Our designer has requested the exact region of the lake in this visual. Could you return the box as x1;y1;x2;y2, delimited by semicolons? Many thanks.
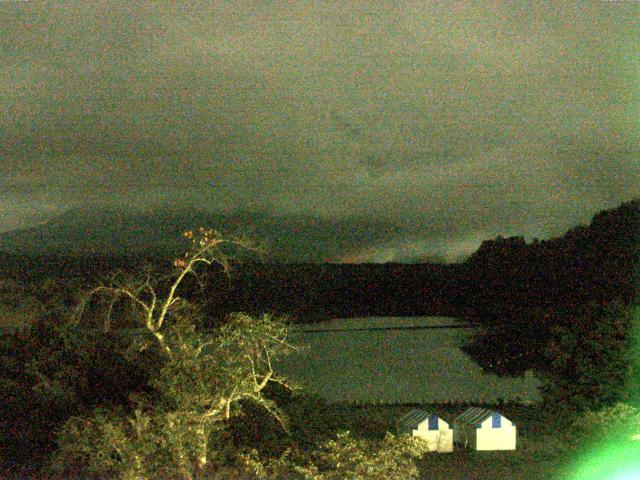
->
277;316;542;404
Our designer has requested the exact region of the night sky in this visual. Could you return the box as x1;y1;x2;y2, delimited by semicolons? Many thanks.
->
1;1;638;262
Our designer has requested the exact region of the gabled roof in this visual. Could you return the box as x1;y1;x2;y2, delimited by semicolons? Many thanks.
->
454;407;501;427
398;409;430;430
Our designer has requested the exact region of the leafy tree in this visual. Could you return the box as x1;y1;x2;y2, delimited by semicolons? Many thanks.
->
0;290;148;471
540;298;635;412
50;228;297;480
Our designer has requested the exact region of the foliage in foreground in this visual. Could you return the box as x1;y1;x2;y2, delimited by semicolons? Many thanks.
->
569;403;640;446
0;301;149;466
50;313;294;480
237;430;428;480
44;227;432;479
48;229;297;479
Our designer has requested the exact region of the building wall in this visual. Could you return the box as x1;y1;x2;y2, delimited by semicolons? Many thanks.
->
475;415;516;450
481;414;514;429
413;424;453;452
476;426;517;450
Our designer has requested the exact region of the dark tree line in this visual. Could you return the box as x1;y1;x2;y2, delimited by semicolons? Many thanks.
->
3;200;636;330
460;200;639;359
460;199;639;411
204;262;467;324
460;199;639;317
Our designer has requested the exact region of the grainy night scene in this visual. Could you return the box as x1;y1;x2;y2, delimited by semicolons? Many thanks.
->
0;2;638;479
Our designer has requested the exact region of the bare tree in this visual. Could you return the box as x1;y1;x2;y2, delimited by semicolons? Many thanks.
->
76;228;253;349
60;228;297;479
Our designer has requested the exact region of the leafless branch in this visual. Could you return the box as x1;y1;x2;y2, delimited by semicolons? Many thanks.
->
186;268;206;291
104;295;119;332
246;352;259;389
268;375;296;392
245;393;288;432
255;366;273;393
195;340;217;357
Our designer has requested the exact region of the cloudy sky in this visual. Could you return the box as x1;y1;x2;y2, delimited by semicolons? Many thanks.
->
1;1;638;261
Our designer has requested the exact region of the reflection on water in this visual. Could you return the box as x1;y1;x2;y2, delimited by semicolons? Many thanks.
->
278;317;541;404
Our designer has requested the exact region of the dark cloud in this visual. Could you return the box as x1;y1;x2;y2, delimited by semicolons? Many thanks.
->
1;1;638;260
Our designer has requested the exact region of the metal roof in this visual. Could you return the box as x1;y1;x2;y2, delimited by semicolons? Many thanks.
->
398;409;430;430
454;407;501;427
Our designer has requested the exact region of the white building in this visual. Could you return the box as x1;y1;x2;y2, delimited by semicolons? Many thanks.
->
453;407;516;450
397;409;453;452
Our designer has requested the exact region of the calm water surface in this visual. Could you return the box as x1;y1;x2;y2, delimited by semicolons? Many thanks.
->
278;316;541;404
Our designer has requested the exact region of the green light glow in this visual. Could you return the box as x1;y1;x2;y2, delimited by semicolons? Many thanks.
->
567;441;640;480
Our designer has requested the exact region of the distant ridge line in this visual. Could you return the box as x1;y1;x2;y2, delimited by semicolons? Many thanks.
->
293;323;482;334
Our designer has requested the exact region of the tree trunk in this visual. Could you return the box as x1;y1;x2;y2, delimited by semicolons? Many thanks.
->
195;424;208;471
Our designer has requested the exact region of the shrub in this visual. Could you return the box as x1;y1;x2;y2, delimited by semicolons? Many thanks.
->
49;313;295;480
569;402;640;446
0;308;149;470
236;430;428;480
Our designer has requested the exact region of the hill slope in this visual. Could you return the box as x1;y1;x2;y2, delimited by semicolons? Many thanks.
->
0;207;426;263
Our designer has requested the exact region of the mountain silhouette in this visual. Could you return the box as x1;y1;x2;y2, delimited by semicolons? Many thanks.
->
0;206;437;263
